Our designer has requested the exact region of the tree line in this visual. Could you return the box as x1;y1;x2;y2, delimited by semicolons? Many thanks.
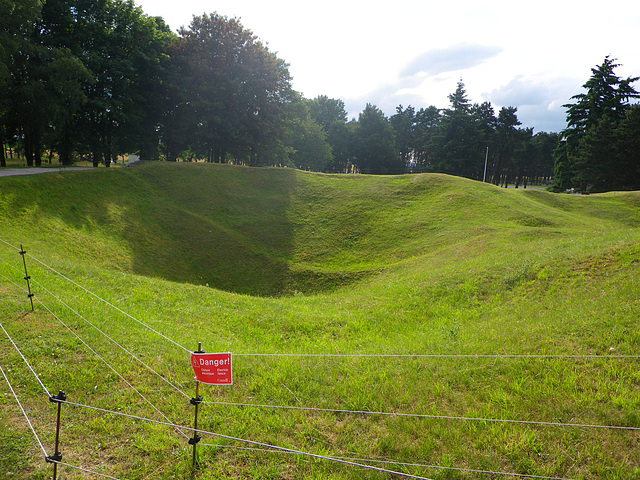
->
1;1;637;192
302;86;560;186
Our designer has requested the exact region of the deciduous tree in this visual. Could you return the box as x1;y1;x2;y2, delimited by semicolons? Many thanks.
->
0;0;43;166
281;94;332;171
165;13;293;165
306;96;353;172
40;0;174;165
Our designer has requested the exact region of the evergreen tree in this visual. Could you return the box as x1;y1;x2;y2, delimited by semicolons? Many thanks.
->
552;140;572;192
390;105;417;169
353;104;402;174
614;105;640;189
492;106;521;185
530;131;558;184
555;57;639;192
412;106;440;171
432;81;483;178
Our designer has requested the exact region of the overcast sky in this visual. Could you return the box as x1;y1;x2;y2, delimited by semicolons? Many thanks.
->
134;0;639;133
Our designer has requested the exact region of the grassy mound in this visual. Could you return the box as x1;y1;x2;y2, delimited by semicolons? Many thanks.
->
2;163;638;296
1;163;639;479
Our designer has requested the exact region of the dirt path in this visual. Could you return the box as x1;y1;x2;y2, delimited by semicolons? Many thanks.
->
0;167;94;177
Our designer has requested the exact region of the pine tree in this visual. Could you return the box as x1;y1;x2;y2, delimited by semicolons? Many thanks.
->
555;57;639;192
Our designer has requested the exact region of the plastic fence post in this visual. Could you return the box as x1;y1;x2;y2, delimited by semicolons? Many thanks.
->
46;391;66;480
18;244;34;311
190;342;204;469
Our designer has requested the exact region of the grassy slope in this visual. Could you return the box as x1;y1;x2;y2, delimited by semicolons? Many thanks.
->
1;163;639;479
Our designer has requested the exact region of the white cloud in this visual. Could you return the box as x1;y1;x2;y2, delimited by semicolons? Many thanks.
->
134;0;640;133
486;76;548;107
485;76;584;132
400;44;503;78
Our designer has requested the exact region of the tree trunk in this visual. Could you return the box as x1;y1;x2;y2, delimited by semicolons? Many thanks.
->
24;130;35;167
58;131;74;166
91;138;101;167
104;129;112;167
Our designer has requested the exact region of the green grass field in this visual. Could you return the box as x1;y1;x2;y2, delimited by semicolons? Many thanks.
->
1;163;639;479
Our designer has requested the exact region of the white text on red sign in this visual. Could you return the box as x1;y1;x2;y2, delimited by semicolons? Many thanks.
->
190;352;232;385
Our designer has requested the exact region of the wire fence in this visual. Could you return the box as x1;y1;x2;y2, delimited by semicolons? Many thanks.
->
1;239;639;480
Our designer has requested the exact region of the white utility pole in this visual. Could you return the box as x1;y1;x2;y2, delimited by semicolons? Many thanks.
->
482;146;489;183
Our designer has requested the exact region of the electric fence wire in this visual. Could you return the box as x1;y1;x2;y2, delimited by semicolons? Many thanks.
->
4;243;640;430
0;252;26;277
36;298;190;440
0;267;25;291
0;238;190;355
197;443;575;480
0;356;581;480
0;362;48;457
2;247;190;401
0;237;18;251
0;321;52;397
48;461;123;480
0;294;425;480
0;278;579;480
332;456;572;480
23;250;192;354
1;252;190;448
0;252;34;298
7;269;636;436
29;276;191;400
4;240;639;361
201;399;640;431
0;238;28;277
0;243;630;479
5;245;640;430
0;286;180;477
234;353;640;359
54;398;438;480
55;398;584;480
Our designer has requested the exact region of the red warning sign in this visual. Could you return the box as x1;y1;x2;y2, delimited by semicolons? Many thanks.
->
190;352;232;385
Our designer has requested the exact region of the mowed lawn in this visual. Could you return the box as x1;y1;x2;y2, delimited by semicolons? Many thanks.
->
1;163;639;479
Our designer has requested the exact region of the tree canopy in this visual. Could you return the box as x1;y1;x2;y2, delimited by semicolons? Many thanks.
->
164;13;293;165
1;0;608;189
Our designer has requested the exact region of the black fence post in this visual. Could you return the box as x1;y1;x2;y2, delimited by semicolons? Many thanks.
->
189;342;204;470
46;391;66;480
18;244;34;311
